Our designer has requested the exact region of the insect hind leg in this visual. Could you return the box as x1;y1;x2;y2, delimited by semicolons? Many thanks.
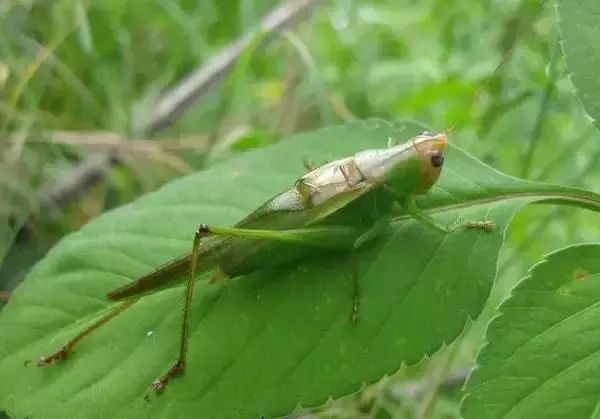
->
37;298;139;367
151;224;210;393
151;223;360;393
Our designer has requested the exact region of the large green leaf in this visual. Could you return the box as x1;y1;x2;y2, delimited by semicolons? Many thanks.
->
557;0;600;129
0;120;598;419
462;244;600;419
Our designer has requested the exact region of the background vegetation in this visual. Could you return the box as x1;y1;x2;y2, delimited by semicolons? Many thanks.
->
1;0;598;417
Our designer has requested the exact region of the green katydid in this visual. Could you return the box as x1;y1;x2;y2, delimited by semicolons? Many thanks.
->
36;130;493;393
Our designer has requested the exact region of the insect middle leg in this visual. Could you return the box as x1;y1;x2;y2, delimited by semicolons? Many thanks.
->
402;194;495;234
350;255;361;323
349;215;392;323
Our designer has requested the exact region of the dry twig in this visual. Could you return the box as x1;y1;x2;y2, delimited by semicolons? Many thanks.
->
37;0;324;212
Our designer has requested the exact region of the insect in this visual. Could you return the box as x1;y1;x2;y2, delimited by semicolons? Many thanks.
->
36;130;493;392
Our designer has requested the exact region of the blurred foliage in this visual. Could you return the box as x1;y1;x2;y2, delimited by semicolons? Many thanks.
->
0;0;598;417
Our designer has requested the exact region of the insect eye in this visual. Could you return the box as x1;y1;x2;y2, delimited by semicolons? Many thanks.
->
430;151;444;168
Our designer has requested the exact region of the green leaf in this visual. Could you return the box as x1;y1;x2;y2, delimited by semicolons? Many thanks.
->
557;0;600;129
0;120;598;419
462;244;600;419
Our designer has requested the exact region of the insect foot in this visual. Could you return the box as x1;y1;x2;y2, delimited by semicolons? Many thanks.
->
197;224;211;235
152;361;185;393
448;217;495;233
465;220;495;232
351;307;360;324
37;346;69;366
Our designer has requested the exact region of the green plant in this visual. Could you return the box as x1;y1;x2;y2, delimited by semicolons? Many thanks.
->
0;119;599;418
1;0;599;418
